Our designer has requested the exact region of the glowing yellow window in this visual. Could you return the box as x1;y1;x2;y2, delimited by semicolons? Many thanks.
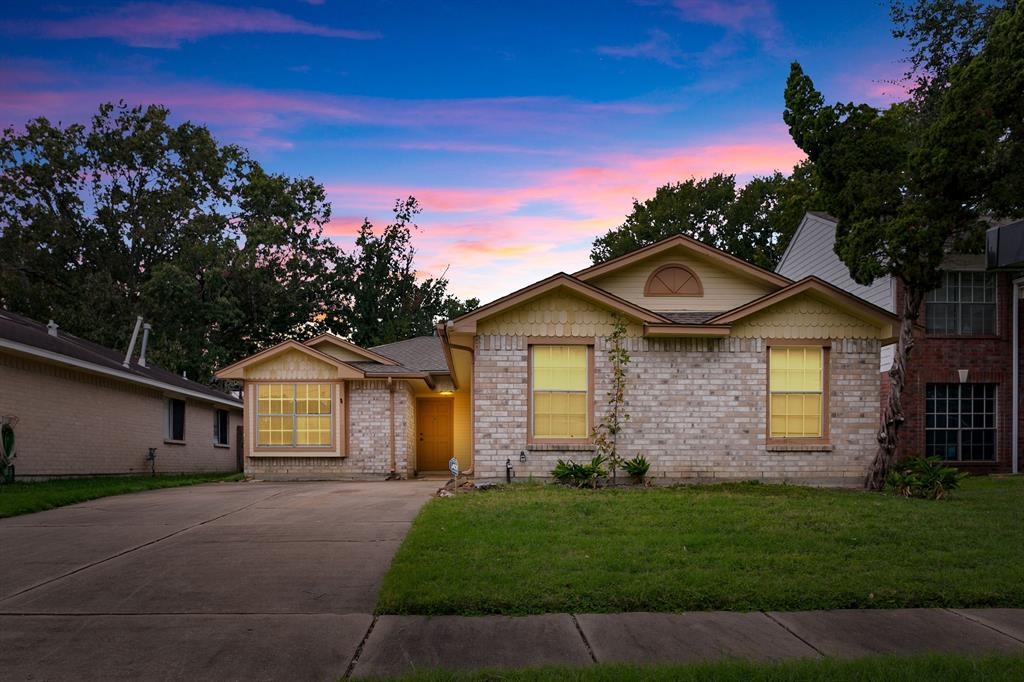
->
532;345;589;439
256;383;332;447
769;347;824;439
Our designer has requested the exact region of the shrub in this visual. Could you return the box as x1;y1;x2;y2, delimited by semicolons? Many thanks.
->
551;454;608;488
886;456;968;500
621;454;651;484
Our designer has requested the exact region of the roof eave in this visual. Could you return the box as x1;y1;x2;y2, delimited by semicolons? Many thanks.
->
1;338;242;409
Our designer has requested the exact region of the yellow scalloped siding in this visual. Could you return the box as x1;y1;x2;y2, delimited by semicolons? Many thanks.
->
729;293;881;339
243;348;337;380
476;291;644;337
587;248;777;312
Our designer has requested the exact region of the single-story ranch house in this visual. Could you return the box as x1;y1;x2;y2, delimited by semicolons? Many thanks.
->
218;234;898;485
0;310;243;478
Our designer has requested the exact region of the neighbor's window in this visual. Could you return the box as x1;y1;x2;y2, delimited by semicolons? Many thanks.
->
925;271;996;335
925;383;996;461
166;398;186;441
256;383;332;447
769;346;825;439
214;409;229;446
531;345;589;440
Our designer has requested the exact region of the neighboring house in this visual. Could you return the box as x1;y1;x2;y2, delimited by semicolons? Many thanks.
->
777;212;1024;474
219;233;897;486
0;310;243;478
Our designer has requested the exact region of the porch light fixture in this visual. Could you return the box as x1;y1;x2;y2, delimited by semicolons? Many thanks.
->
438;390;454;396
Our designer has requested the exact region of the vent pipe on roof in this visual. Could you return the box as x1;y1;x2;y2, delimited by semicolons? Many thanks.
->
46;320;58;337
138;323;152;368
123;316;143;368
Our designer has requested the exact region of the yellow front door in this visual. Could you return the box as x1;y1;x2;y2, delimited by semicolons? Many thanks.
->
416;398;454;471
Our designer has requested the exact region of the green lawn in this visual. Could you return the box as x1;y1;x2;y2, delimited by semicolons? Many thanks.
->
374;655;1024;682
377;477;1024;615
0;472;244;518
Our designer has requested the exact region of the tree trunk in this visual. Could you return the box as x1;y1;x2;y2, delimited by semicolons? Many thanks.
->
865;284;925;490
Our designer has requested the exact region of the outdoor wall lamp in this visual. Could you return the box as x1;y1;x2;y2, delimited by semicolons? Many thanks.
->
519;450;527;463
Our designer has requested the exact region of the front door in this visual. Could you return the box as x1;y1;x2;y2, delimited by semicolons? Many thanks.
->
416;398;454;471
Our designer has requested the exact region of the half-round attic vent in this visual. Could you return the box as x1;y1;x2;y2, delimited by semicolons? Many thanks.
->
644;264;703;297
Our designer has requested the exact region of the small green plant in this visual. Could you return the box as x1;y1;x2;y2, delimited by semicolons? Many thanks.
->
551;454;608;488
621;454;650;485
885;456;968;500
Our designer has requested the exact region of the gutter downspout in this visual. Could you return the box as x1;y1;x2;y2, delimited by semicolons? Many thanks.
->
1013;277;1024;474
388;377;397;477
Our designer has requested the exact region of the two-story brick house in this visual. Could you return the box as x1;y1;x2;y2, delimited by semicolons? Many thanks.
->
777;212;1024;474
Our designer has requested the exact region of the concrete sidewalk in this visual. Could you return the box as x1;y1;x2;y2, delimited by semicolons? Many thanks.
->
347;608;1024;679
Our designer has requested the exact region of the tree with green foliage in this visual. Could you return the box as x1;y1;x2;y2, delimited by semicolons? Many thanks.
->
784;1;1022;488
0;102;478;382
0;102;340;382
590;161;821;269
329;197;479;348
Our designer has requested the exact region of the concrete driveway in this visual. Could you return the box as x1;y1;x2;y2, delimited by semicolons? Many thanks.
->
0;480;437;681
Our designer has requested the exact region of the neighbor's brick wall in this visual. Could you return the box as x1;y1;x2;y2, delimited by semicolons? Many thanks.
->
473;334;880;486
891;273;1024;473
0;353;240;478
244;379;415;480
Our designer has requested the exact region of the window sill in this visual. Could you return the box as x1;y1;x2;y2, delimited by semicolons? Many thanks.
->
527;443;595;452
767;444;834;452
213;443;230;449
164;439;187;446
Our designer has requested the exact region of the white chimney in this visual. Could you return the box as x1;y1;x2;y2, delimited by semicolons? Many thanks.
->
123;316;143;368
46;320;59;337
138;323;152;368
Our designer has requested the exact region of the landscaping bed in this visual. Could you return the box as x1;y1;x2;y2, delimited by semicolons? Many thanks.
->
0;473;244;518
377;477;1024;615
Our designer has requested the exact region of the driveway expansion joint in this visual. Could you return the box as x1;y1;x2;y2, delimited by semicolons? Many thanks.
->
343;614;379;679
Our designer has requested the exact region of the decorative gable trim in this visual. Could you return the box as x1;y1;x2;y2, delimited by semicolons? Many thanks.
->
573;234;792;288
447;273;672;333
215;340;366;380
644;263;703;297
305;333;400;365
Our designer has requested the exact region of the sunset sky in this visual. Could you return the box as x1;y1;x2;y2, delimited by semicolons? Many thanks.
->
0;1;908;302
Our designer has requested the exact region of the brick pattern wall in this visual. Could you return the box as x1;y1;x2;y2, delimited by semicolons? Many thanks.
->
0;354;240;478
245;379;416;480
893;273;1024;473
473;334;880;486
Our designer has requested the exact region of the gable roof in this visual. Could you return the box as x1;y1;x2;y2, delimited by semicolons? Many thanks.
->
707;276;899;340
0;309;241;408
215;339;366;380
572;234;792;288
371;335;450;374
305;333;399;365
447;272;673;333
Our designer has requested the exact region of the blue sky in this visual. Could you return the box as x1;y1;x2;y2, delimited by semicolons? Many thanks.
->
0;1;908;300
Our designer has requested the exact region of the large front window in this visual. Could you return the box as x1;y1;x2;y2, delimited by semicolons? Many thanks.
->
925;383;996;461
531;345;589;440
925;271;996;335
769;346;825;439
256;383;332;447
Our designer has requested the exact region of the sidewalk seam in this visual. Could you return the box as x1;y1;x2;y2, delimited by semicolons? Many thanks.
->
0;488;290;604
761;611;826;658
344;614;378;678
945;608;1024;645
570;613;598;664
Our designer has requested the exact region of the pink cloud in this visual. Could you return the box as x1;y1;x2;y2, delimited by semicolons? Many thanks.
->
597;29;685;67
6;2;379;48
323;132;805;301
667;0;780;40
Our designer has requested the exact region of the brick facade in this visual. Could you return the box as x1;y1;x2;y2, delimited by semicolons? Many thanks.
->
0;353;241;478
244;379;416;480
473;334;880;486
890;273;1024;473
